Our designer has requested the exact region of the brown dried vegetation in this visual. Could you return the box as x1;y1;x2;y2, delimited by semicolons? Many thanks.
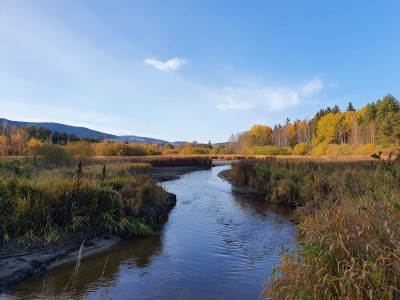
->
230;156;400;299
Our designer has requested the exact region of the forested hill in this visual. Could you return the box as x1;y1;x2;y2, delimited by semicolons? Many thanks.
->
0;118;169;144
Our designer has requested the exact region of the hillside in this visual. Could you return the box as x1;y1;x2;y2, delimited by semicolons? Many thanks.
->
0;118;169;145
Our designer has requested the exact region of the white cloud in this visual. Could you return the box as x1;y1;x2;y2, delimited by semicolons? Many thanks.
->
264;89;299;110
144;58;187;72
216;77;324;112
302;78;323;96
216;97;255;110
217;86;301;111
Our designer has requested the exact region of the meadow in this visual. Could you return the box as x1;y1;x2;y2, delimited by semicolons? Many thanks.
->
230;155;400;299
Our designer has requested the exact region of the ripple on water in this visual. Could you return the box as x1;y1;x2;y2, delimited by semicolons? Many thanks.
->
7;166;295;300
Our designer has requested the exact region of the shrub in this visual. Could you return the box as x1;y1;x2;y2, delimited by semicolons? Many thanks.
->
37;144;73;167
65;141;95;159
162;149;179;155
93;142;147;156
324;143;354;157
244;146;282;155
180;147;206;155
309;143;329;156
292;143;309;155
354;143;378;156
210;145;226;155
146;148;162;155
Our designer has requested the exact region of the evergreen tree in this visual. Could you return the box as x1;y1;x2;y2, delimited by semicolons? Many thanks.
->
346;102;355;112
332;105;340;114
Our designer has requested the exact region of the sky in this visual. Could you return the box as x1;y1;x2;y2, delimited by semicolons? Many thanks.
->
1;1;399;143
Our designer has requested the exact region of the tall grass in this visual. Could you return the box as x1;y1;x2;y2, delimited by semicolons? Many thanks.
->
85;156;213;167
230;157;400;299
0;161;168;244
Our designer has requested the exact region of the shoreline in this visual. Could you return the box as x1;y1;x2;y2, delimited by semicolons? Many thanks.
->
217;168;258;198
0;165;209;294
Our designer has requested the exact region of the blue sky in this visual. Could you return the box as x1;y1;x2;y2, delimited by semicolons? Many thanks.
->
1;1;399;143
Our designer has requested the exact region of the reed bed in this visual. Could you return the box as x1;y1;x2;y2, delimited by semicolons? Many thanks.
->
230;156;400;299
85;156;213;167
0;160;168;245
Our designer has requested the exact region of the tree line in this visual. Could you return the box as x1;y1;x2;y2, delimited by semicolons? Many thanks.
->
0;122;102;156
221;93;399;156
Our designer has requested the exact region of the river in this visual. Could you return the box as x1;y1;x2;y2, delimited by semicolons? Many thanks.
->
6;165;295;300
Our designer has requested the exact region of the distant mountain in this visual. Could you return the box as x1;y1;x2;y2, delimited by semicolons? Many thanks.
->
0;118;170;145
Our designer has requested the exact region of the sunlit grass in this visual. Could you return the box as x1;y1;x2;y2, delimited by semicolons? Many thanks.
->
0;161;169;245
229;157;400;299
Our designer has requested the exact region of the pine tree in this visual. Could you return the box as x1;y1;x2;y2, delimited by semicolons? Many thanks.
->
346;102;355;112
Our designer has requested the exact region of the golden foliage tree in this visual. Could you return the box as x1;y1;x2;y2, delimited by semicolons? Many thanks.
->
0;135;8;156
26;138;43;155
246;125;272;148
65;140;95;159
312;113;344;146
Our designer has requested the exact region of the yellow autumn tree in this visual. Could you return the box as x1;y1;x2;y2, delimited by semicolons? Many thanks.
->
26;138;43;155
246;124;272;148
312;113;345;146
0;135;8;156
10;134;23;156
292;143;309;155
64;140;95;159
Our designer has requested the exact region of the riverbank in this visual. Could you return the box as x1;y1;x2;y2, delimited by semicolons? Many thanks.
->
0;191;177;294
0;165;208;294
227;158;400;299
8;164;295;299
217;168;258;198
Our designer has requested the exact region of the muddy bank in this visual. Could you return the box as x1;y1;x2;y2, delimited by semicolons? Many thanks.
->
217;169;258;198
143;165;211;182
0;166;195;294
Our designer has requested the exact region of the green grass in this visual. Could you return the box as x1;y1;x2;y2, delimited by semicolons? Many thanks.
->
0;161;168;245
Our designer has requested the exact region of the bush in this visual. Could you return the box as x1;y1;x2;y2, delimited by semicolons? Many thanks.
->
210;145;226;155
354;143;378;156
244;146;281;155
325;143;354;156
37;144;73;167
65;141;95;159
180;147;206;155
162;149;179;155
93;142;147;156
292;143;309;155
146;148;162;155
309;143;329;156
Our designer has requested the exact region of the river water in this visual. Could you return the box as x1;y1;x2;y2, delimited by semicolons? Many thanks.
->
7;166;295;300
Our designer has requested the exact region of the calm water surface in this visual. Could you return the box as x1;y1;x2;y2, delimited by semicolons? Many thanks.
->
7;166;295;300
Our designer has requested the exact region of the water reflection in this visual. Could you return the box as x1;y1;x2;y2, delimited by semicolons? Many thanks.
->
8;166;295;300
8;232;166;299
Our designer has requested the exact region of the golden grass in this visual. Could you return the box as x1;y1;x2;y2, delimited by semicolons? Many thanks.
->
229;157;400;299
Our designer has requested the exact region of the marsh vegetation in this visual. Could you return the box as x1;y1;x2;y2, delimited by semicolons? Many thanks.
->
229;156;400;299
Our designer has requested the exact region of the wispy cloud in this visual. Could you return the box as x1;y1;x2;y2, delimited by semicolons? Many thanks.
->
216;77;322;111
216;97;255;110
144;58;187;72
302;78;323;95
264;89;299;110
